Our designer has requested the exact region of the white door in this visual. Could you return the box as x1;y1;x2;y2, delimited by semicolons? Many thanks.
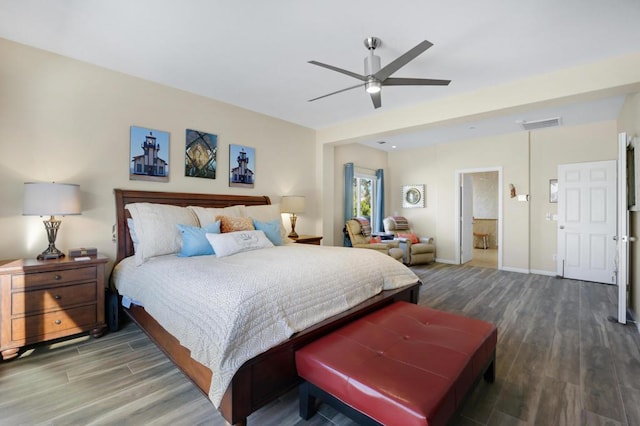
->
460;174;474;263
616;133;630;323
557;160;617;283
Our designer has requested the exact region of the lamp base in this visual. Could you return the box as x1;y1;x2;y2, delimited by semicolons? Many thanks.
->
37;245;65;260
37;216;65;260
288;213;299;239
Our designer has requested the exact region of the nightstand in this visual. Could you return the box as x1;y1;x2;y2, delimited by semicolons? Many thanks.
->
0;254;108;361
289;235;323;245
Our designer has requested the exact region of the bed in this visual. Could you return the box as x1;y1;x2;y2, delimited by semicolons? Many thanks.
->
110;189;421;425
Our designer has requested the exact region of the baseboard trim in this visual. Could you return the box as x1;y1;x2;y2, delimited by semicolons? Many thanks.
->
529;269;557;277
435;258;456;264
501;266;530;274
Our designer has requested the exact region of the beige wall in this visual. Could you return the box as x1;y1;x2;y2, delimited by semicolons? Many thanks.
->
529;121;618;273
387;132;530;270
0;38;316;265
618;92;640;317
383;121;617;272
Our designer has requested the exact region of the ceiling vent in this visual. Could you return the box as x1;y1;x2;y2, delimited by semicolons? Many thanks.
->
519;117;562;131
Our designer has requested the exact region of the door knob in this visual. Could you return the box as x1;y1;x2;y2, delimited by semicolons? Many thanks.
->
559;226;565;230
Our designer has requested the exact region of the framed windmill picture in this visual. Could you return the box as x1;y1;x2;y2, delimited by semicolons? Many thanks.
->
185;129;217;179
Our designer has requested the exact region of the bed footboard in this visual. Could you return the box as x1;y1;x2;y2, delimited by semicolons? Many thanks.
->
123;282;420;425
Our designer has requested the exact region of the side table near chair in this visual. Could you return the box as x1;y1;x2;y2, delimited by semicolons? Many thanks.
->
473;232;489;250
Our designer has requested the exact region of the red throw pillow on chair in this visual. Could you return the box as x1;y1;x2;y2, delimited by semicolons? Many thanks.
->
369;236;382;243
397;232;419;244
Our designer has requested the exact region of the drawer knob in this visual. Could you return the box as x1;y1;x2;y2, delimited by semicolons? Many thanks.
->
55;320;62;325
54;274;62;280
54;294;61;300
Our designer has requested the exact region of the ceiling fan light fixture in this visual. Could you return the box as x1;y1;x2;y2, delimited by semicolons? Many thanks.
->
365;79;381;94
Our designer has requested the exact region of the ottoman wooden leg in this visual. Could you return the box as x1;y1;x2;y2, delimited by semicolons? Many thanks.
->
484;355;496;383
299;381;317;420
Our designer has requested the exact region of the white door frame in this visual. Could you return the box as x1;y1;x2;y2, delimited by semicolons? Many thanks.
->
461;174;474;264
454;167;503;269
617;132;630;324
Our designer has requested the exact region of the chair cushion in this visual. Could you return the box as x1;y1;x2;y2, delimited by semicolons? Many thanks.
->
388;247;404;261
411;242;435;254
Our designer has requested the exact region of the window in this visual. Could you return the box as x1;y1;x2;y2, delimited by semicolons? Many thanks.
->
353;173;377;229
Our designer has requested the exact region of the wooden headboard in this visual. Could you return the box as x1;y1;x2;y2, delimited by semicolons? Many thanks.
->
113;189;271;264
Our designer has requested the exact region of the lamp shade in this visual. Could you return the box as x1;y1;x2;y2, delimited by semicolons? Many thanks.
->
280;195;305;214
23;182;81;216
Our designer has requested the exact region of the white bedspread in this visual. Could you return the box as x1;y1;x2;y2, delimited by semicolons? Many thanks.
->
111;244;419;406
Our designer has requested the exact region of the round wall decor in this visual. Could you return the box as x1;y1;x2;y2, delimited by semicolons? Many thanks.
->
402;184;425;208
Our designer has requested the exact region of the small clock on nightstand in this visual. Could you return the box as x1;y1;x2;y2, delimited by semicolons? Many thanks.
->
289;235;323;245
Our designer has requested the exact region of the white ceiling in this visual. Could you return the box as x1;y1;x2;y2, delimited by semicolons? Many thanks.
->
1;0;639;149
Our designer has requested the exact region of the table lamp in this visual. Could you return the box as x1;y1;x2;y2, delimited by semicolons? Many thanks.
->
23;182;81;260
280;196;305;238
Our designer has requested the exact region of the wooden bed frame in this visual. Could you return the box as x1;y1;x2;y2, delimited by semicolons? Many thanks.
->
112;189;421;425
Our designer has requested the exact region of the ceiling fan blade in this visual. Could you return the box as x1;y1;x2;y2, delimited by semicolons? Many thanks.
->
308;83;365;102
370;91;381;109
308;61;367;81
383;77;451;86
374;40;433;81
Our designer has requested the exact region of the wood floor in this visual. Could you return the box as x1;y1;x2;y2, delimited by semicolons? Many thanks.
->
1;263;639;425
465;248;498;269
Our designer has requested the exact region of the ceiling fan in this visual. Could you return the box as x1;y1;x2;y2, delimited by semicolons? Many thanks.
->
308;37;451;109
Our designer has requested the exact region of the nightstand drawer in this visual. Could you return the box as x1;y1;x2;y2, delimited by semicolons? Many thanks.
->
11;282;97;315
12;266;97;290
11;305;97;341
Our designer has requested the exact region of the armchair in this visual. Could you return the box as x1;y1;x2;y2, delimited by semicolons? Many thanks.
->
345;219;404;262
383;216;435;265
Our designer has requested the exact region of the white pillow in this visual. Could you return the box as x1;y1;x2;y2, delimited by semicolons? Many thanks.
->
205;230;274;258
189;205;247;227
125;203;198;265
245;203;286;240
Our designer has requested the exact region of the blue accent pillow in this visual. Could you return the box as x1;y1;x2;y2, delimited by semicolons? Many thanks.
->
253;219;283;246
177;221;221;257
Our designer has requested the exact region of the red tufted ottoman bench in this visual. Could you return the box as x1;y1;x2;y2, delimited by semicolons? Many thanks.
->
295;301;497;426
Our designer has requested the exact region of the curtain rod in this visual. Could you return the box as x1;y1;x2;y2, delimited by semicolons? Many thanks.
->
353;164;379;173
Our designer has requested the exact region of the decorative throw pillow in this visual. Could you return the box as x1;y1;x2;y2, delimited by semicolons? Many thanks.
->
188;205;247;227
391;216;410;230
245;203;287;240
253;219;283;246
369;236;382;244
177;221;221;257
397;232;419;244
205;230;274;258
217;215;255;233
354;217;372;237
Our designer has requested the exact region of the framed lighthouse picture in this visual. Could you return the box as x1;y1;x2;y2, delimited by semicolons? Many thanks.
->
130;126;170;182
229;144;255;188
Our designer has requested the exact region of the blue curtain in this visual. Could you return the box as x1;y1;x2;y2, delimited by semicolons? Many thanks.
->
344;163;354;246
375;168;385;232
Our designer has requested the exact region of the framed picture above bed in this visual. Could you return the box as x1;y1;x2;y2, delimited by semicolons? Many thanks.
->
185;129;217;179
129;126;170;182
229;144;255;188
